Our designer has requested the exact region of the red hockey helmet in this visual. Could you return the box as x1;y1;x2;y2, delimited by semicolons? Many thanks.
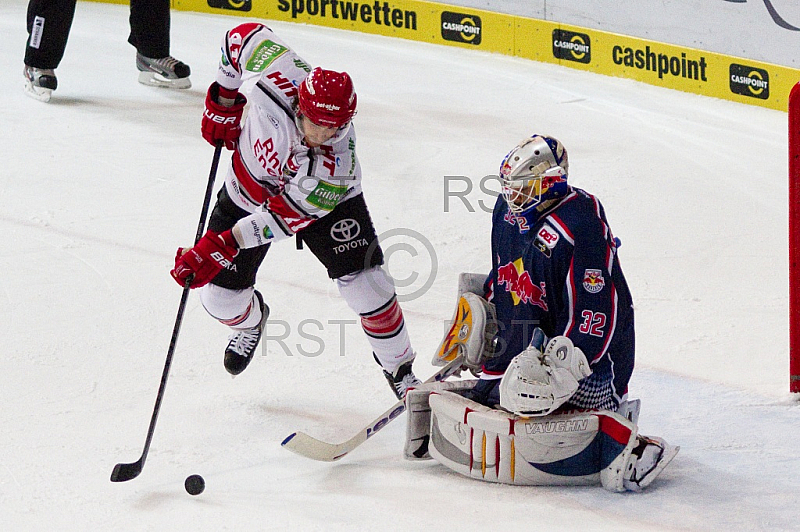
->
298;67;357;128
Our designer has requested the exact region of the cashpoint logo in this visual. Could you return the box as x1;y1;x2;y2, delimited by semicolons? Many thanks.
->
552;29;591;64
207;0;252;11
441;11;482;45
729;63;770;100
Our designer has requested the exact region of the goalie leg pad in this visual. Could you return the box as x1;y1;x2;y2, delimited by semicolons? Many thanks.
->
433;292;498;371
404;380;478;461
428;391;639;487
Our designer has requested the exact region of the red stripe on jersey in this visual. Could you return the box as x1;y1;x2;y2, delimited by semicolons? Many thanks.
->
233;150;268;204
564;256;577;336
226;23;267;72
594;286;618;363
267;194;306;221
598;413;632;445
549;213;575;243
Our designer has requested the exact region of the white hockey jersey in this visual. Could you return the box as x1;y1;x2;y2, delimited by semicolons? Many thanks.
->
215;22;362;249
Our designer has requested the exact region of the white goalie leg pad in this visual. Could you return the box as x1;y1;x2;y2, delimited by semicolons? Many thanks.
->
433;292;498;372
404;380;477;461
429;391;640;488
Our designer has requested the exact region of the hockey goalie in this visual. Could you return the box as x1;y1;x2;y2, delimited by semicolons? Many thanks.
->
404;135;678;492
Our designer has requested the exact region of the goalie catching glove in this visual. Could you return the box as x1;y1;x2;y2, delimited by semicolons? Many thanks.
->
499;329;592;416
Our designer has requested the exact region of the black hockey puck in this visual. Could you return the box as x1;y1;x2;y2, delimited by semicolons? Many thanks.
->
184;474;205;496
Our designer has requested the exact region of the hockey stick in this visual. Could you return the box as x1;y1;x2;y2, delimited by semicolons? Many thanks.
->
110;144;223;482
281;356;464;462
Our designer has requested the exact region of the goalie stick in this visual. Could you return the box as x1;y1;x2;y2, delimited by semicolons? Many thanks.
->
281;355;464;462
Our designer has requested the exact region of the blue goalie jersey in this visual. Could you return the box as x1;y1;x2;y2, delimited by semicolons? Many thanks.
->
484;187;635;411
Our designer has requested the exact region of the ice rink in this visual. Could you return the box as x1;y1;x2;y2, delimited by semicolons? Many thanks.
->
2;0;799;529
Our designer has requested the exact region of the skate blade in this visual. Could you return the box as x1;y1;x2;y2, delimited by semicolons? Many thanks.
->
23;81;52;102
638;444;680;490
138;71;191;89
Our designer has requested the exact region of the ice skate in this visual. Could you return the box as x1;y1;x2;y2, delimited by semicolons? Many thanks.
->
623;435;679;491
382;358;422;400
136;53;191;89
224;291;269;376
23;65;57;102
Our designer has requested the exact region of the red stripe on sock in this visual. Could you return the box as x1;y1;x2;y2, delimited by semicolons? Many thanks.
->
361;299;403;335
220;300;253;327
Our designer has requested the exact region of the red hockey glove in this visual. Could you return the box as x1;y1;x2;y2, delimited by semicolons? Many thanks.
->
171;230;238;288
202;82;247;150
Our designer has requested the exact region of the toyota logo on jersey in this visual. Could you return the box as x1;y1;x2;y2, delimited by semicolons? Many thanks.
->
330;218;361;242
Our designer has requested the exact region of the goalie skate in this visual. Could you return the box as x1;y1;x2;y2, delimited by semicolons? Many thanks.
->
622;436;679;491
136;53;191;89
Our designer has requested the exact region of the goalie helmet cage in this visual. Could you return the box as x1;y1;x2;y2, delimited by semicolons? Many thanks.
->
790;81;800;393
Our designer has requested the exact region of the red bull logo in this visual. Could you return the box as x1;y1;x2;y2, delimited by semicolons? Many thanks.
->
583;269;605;293
539;170;567;194
497;259;548;309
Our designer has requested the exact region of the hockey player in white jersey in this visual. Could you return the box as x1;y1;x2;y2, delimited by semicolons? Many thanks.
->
170;22;420;399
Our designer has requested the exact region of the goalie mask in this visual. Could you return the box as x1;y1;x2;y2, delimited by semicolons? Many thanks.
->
499;135;569;214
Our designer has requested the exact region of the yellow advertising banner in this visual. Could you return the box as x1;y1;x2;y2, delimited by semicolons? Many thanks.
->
173;0;514;54
515;18;797;111
83;0;800;111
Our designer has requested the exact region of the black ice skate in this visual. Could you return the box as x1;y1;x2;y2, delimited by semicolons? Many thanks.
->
224;291;269;376
382;359;422;400
23;65;57;102
136;53;191;89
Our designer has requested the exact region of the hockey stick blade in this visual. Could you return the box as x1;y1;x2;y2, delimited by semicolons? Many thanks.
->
281;356;463;462
110;458;144;482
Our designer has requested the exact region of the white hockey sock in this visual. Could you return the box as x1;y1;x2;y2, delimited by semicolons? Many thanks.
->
199;284;262;330
337;266;414;372
361;297;413;373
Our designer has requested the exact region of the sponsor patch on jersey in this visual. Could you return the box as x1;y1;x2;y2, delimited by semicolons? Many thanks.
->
583;269;605;293
246;40;288;72
535;224;559;257
497;258;548;309
307;180;348;211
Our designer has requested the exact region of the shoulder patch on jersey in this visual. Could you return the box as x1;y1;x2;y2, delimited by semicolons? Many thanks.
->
583;269;605;293
246;40;289;72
